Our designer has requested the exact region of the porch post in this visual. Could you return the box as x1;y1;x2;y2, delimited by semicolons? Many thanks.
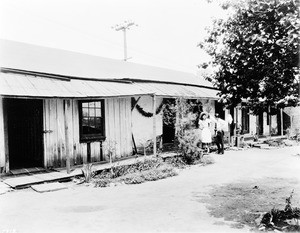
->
152;94;157;157
280;108;283;136
64;100;71;174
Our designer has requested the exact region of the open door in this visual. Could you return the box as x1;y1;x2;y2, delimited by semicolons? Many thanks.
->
6;99;44;169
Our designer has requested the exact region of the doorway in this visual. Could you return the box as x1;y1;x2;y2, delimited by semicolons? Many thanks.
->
258;111;264;136
6;99;44;169
163;99;176;144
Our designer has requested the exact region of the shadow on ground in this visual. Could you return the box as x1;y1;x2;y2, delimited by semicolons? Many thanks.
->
194;177;300;230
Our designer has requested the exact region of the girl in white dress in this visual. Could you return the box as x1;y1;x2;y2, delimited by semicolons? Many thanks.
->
198;112;212;153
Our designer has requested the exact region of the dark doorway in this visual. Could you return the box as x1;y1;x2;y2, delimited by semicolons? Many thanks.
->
258;111;264;136
6;99;44;169
163;99;176;144
283;111;291;135
277;110;282;135
215;101;225;120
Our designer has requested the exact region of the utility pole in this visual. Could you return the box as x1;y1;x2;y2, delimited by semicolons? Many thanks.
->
112;20;137;61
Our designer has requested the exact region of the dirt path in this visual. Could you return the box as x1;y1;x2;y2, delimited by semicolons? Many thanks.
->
1;146;299;233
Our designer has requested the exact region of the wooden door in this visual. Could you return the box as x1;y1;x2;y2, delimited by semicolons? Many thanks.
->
6;99;44;169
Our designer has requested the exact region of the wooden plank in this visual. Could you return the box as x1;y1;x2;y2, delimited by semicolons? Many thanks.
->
103;99;110;161
0;97;5;170
128;98;133;155
57;100;65;167
72;100;81;165
0;96;6;172
43;100;50;167
125;97;132;156
107;98;116;159
81;143;87;164
31;182;67;193
67;100;74;166
114;98;121;159
123;98;128;156
153;94;157;157
93;142;101;162
3;99;9;172
119;98;124;157
51;99;58;167
64;100;71;173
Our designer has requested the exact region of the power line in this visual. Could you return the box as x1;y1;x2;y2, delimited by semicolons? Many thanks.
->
2;2;197;72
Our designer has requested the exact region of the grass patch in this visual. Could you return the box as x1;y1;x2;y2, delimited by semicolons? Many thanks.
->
115;165;178;185
196;177;300;230
93;158;178;187
92;153;215;188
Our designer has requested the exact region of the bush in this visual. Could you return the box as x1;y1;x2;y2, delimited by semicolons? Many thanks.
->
142;165;177;181
94;178;111;187
127;158;162;172
118;173;145;184
178;129;203;164
81;163;95;183
165;156;187;169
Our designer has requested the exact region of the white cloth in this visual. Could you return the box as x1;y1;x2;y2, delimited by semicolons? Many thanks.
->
227;114;233;124
199;119;212;143
211;116;229;132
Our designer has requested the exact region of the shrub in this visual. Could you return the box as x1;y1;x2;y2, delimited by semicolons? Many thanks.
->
94;178;111;187
128;158;162;172
172;98;203;165
142;165;177;181
81;163;95;183
165;156;187;169
118;173;145;184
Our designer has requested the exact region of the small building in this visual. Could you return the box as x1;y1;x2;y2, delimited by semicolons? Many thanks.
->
0;40;220;174
228;104;298;141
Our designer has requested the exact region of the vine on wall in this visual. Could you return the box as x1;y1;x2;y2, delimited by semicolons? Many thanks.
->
132;97;165;118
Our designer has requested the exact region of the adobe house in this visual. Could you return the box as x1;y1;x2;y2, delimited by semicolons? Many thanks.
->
0;40;221;174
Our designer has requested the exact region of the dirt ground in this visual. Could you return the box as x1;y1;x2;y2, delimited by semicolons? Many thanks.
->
0;146;299;233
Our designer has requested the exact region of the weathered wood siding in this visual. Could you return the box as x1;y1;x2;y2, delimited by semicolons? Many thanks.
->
43;97;132;168
0;97;6;172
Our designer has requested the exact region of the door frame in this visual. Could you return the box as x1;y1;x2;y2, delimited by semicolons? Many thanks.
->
5;98;44;170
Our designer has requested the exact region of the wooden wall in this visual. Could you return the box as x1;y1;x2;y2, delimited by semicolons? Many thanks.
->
43;97;132;168
0;97;6;172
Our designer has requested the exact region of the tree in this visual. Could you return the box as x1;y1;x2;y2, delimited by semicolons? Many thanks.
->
199;0;300;114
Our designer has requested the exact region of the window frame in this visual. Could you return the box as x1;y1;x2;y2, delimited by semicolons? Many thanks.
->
78;100;105;142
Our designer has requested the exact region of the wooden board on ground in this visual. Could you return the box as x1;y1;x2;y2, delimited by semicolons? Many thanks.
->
31;182;67;193
3;176;44;188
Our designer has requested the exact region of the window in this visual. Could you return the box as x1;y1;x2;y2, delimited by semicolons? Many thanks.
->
79;100;105;142
241;107;250;134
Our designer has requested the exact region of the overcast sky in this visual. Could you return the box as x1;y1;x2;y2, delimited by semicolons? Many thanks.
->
0;0;227;74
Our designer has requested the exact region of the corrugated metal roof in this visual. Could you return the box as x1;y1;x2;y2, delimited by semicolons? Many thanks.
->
134;82;219;99
0;72;218;99
0;73;152;98
0;39;213;88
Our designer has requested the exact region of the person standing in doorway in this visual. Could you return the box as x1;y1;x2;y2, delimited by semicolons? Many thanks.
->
215;113;225;154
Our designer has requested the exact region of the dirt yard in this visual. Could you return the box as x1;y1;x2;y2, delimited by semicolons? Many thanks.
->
0;146;299;233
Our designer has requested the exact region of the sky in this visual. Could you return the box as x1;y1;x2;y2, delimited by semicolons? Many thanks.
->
0;0;227;74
